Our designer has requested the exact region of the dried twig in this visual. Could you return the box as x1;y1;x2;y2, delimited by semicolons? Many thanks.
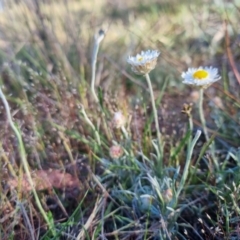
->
224;20;240;85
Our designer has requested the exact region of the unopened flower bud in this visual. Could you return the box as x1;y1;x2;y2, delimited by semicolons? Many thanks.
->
163;188;173;202
95;29;105;44
112;111;126;129
212;96;224;109
109;145;124;159
139;194;154;211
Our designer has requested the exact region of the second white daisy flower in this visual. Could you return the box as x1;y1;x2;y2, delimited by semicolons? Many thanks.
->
181;66;221;88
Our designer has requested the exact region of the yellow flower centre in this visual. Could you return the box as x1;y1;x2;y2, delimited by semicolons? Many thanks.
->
137;56;143;62
193;70;208;79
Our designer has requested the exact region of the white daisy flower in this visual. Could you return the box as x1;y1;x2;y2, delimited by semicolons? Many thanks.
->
127;50;160;74
181;66;221;88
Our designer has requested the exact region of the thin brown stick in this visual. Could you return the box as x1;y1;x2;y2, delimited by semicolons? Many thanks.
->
224;20;240;85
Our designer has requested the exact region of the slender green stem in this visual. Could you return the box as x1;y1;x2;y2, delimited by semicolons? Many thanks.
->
91;31;104;103
187;112;193;149
175;130;201;200
90;31;111;145
198;88;219;170
0;87;55;235
199;88;209;141
91;43;99;102
145;73;162;157
121;126;128;139
188;114;193;135
80;105;101;146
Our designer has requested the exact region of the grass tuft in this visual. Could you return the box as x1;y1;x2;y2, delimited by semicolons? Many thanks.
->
0;0;240;239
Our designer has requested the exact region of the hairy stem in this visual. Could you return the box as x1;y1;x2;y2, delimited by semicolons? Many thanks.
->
199;88;209;141
199;88;218;170
91;31;104;103
145;73;162;161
